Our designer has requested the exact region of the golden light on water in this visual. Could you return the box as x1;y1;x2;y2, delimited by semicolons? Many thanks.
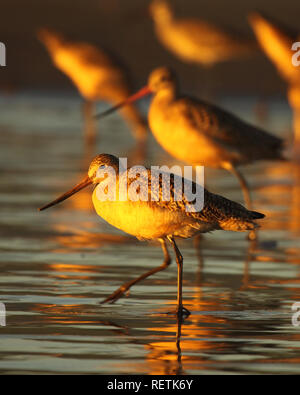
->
1;0;300;377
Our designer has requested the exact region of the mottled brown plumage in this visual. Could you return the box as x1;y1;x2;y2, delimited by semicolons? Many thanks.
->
178;96;284;165
141;171;264;234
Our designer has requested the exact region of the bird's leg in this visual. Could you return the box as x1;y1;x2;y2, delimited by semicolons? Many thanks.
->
82;100;96;152
127;117;148;164
292;106;300;159
240;239;256;290
127;136;147;166
100;238;172;304
174;315;183;372
224;163;257;241
193;235;204;283
167;236;190;318
224;163;252;209
254;95;269;127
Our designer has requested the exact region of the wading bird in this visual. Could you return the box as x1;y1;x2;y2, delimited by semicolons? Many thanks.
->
96;67;285;214
149;0;257;67
39;153;265;317
248;12;300;156
38;28;147;152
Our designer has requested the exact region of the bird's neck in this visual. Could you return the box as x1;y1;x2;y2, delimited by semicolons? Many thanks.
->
154;87;178;103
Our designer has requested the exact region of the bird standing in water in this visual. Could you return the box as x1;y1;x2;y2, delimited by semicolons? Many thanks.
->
38;28;147;154
39;153;265;317
96;67;285;214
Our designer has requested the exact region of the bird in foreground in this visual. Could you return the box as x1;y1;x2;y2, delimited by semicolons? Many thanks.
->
39;153;265;317
96;67;285;213
248;12;300;154
37;28;147;151
149;0;257;67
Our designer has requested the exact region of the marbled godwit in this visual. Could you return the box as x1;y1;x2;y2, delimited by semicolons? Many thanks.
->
248;12;300;157
39;153;265;316
149;0;256;67
37;28;147;151
96;67;285;213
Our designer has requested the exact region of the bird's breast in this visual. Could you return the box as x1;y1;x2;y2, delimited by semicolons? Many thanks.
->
92;187;194;240
53;47;110;99
149;98;221;167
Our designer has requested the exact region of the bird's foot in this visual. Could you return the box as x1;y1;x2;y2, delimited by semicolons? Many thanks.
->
247;230;257;241
165;305;191;318
100;285;130;305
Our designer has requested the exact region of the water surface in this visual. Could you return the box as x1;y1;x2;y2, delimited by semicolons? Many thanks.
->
0;92;300;374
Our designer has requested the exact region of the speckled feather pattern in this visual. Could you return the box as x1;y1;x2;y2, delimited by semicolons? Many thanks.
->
91;161;265;236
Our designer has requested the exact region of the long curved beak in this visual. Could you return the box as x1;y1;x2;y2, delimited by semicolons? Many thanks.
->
94;86;152;120
38;175;93;211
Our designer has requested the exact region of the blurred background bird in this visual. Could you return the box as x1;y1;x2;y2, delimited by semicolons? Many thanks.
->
248;12;300;158
37;28;148;158
149;0;257;67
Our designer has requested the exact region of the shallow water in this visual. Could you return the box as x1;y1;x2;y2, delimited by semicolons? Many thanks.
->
0;91;300;375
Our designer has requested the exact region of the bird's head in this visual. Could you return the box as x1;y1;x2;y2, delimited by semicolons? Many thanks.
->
94;66;177;121
38;154;120;211
147;66;177;93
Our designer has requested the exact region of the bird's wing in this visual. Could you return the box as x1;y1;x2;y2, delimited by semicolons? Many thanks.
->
174;20;240;47
125;167;229;220
197;189;265;231
122;168;264;231
61;41;115;70
176;96;283;162
172;19;257;56
123;167;205;215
